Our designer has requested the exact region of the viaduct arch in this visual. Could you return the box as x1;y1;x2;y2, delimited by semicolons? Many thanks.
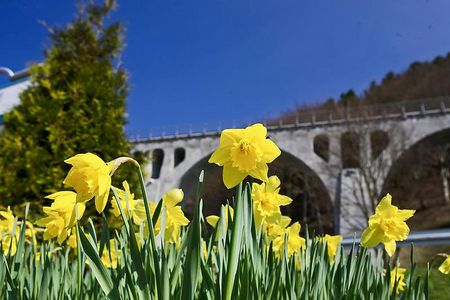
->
178;150;334;234
382;128;450;230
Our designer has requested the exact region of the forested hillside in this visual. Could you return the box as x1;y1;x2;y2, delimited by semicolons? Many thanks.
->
286;52;450;116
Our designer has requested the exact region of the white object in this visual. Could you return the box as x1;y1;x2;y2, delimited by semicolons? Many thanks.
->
0;79;30;115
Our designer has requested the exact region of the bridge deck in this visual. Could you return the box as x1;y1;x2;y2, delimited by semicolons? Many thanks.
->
130;96;450;143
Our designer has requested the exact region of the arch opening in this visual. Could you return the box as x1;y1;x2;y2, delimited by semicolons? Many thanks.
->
341;131;361;168
151;149;164;179
313;134;330;162
174;147;186;167
179;150;335;234
382;128;450;230
370;130;389;160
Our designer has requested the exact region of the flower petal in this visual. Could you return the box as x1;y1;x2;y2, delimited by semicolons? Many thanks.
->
385;222;409;241
246;123;267;139
396;209;415;221
266;176;281;192
95;189;110;213
167;206;190;226
208;146;231;166
439;256;450;275
384;239;396;256
361;225;384;248
220;129;243;146
248;163;269;183
223;165;247;189
375;194;393;214
46;191;77;200
206;215;220;227
57;228;69;245
261;139;281;163
97;173;111;200
277;195;293;206
64;152;106;168
163;189;184;206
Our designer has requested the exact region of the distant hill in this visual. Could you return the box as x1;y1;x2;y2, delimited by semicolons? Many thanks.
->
278;52;450;120
363;53;450;104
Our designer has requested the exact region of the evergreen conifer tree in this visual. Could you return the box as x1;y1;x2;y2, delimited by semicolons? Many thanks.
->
0;0;133;211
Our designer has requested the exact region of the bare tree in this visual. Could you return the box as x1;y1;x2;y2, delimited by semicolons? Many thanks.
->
318;113;414;234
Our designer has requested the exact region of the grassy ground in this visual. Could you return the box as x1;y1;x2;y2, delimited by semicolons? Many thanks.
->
415;268;450;300
398;245;450;299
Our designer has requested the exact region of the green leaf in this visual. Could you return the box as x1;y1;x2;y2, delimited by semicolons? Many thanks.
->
77;223;121;300
181;171;204;300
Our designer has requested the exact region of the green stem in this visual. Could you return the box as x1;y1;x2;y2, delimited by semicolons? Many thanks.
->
76;224;83;300
111;187;130;234
223;182;243;300
136;165;157;250
180;171;204;300
136;164;162;297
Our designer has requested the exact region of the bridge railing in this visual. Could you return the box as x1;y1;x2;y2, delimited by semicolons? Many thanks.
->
341;228;450;249
128;96;450;142
270;96;450;126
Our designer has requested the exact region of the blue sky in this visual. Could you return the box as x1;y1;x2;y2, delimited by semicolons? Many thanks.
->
1;0;450;136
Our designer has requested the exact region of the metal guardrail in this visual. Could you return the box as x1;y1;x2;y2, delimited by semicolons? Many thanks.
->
129;96;450;143
0;66;30;81
341;228;450;249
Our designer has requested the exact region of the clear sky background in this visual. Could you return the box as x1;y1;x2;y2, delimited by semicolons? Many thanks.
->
1;0;450;136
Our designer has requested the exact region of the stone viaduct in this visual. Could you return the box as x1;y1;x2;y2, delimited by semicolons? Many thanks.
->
131;98;450;235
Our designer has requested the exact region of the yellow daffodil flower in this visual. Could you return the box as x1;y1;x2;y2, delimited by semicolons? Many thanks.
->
67;231;77;249
286;223;306;257
439;255;450;275
209;123;281;189
36;191;86;244
206;204;234;240
252;176;292;227
23;221;38;248
146;189;190;245
206;204;234;228
266;215;291;239
1;234;17;256
266;214;305;259
271;222;305;259
0;207;19;255
0;207;37;255
111;181;146;225
0;206;15;233
0;208;17;251
100;239;119;269
162;189;189;244
360;194;415;256
45;191;86;228
322;234;342;263
388;267;407;294
63;153;113;213
36;210;70;244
